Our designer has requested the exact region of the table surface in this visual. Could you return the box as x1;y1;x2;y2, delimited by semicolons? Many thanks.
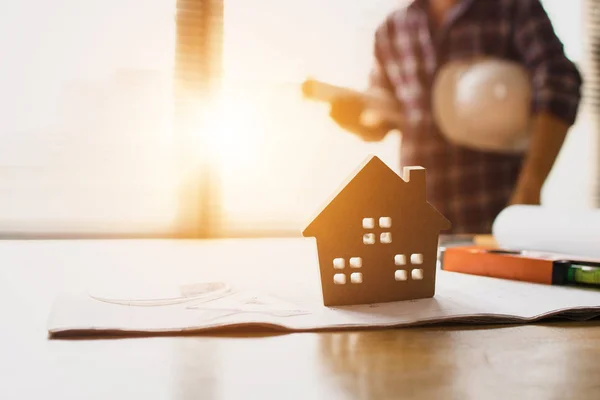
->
2;238;600;400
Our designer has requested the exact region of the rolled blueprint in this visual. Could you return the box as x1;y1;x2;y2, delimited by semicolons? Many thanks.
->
301;78;405;127
492;205;600;258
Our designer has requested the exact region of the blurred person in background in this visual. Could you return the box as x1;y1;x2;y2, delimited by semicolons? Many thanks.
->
329;0;582;234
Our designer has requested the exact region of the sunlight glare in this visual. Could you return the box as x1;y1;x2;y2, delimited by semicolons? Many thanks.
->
202;89;266;173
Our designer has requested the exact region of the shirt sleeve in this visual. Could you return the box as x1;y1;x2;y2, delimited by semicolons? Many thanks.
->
512;0;583;126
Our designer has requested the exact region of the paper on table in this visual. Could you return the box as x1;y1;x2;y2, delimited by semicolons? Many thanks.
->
47;271;600;336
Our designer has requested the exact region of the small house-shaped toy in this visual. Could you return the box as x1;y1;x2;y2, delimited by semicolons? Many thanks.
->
303;156;451;306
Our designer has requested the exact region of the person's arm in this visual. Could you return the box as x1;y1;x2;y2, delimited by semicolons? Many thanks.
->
510;0;583;205
329;18;402;141
510;111;570;204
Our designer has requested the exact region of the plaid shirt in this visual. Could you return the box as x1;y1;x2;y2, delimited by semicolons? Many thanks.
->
370;0;582;234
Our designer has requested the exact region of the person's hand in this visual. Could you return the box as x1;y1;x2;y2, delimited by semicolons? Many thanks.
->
329;95;390;142
329;95;363;127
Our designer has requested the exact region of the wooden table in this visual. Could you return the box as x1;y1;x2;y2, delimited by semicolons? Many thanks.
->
1;238;599;399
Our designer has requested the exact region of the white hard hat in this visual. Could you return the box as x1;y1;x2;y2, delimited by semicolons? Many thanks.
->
432;57;532;153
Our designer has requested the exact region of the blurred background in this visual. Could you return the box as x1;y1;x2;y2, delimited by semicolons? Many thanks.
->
0;0;597;239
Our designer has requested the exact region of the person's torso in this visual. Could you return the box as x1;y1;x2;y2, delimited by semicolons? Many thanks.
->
380;0;526;233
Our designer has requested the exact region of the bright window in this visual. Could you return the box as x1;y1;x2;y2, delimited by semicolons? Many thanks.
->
540;0;596;208
0;0;180;236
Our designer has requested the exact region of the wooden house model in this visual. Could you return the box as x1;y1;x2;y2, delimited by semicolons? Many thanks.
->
302;156;451;306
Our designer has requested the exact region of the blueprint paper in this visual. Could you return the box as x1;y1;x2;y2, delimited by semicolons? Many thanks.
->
47;271;600;336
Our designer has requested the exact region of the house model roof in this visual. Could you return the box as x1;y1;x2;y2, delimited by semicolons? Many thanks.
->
302;155;451;237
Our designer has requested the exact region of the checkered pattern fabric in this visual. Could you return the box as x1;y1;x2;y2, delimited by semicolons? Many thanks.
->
369;0;582;234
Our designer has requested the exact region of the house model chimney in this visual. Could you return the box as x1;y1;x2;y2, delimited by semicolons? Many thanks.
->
403;166;426;200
